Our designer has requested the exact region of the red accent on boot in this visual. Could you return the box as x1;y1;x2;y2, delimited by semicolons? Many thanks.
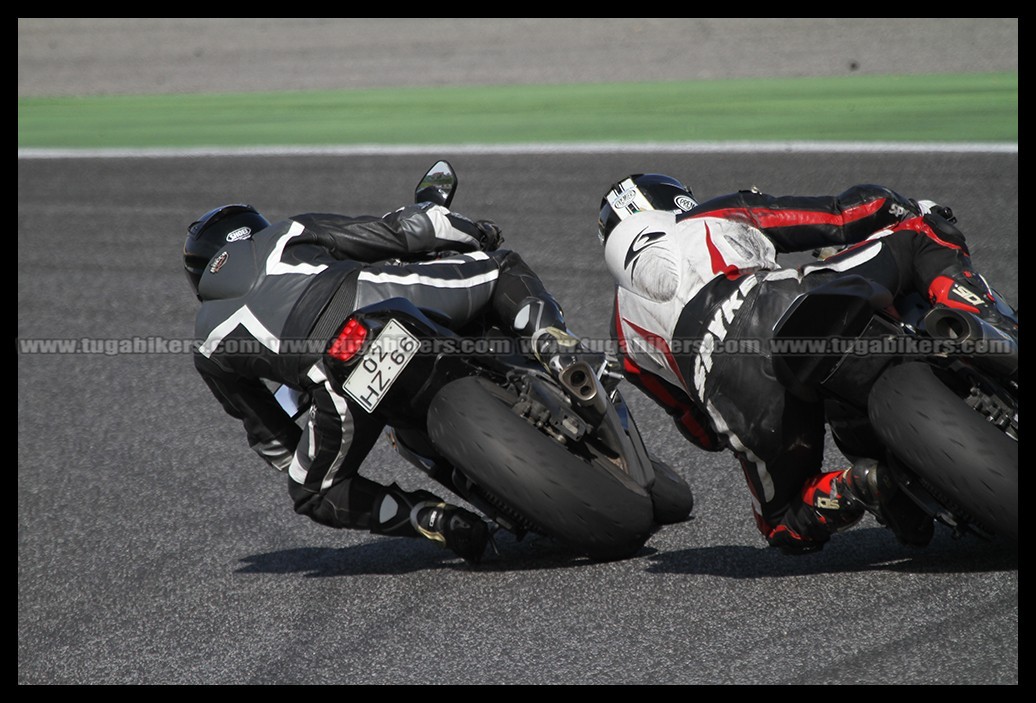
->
928;274;981;314
801;471;840;506
803;470;864;532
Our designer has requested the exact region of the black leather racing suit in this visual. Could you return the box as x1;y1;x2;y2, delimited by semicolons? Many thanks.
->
193;203;567;536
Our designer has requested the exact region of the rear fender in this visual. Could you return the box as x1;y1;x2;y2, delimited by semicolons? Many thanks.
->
322;297;461;425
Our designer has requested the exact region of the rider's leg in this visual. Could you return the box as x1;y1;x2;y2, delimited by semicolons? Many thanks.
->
805;212;1017;336
701;273;934;552
691;294;865;553
287;379;489;564
490;250;616;380
723;389;866;554
350;249;604;375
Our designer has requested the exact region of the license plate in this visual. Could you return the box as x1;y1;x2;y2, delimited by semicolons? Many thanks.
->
342;319;421;413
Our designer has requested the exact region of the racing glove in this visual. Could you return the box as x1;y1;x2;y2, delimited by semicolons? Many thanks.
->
439;209;505;252
912;199;957;224
474;219;505;251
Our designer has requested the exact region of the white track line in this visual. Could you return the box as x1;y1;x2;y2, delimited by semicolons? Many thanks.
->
17;141;1018;159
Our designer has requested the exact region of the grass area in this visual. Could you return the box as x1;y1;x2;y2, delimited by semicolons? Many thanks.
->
18;72;1017;148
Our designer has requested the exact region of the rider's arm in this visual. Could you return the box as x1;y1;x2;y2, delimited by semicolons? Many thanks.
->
610;295;722;452
292;204;491;262
622;358;723;452
687;185;920;253
194;352;302;472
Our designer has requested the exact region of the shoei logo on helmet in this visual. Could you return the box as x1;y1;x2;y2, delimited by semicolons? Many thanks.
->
613;189;638;209
225;227;252;242
209;251;229;274
674;195;696;211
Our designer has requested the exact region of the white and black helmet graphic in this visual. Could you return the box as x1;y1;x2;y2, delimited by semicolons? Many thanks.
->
598;173;697;243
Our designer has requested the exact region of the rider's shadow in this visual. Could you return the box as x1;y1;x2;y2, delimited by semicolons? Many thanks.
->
235;532;602;578
236;527;1016;578
643;527;1018;577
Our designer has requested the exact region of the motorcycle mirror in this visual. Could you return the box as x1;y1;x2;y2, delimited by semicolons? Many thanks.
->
415;160;457;208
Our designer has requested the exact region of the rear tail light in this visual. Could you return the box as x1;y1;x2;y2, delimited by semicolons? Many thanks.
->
328;318;368;362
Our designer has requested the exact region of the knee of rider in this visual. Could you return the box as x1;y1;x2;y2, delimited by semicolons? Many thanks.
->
487;248;522;269
895;213;969;252
923;213;968;248
288;478;324;519
512;296;567;337
288;476;379;530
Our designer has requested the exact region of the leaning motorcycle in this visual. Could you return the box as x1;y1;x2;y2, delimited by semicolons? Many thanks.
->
771;265;1018;542
313;161;693;561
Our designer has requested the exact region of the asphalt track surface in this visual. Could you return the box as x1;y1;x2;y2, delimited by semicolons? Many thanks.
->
18;149;1018;685
18;18;1018;96
19;18;1019;686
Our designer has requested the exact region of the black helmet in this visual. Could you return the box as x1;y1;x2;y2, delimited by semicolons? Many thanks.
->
598;174;698;243
183;204;269;297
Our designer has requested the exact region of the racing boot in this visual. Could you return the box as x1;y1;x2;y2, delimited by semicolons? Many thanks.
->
767;470;866;555
834;459;934;547
912;202;1018;339
928;269;1019;340
371;484;489;564
411;501;489;565
511;296;618;386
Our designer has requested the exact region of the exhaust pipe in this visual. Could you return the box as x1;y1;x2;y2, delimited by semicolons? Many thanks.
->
924;307;1018;379
559;361;610;416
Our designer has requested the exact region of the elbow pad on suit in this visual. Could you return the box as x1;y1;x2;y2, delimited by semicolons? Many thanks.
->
389;204;438;251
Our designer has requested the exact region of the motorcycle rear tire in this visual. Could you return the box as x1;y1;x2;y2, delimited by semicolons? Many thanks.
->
427;376;656;561
649;458;693;525
868;362;1017;540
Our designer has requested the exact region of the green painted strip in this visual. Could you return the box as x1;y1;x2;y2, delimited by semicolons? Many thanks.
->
18;72;1017;148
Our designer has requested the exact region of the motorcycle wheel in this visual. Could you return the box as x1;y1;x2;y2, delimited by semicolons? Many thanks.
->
427;376;656;561
649;458;693;525
868;362;1017;540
